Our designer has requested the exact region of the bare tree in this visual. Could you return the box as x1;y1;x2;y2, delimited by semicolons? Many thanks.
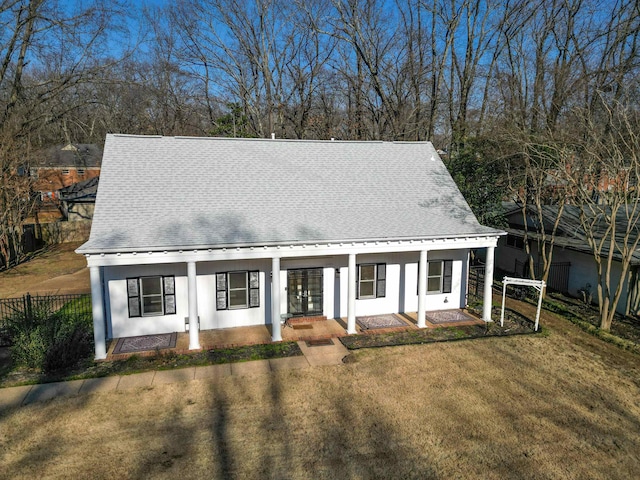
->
0;0;127;266
504;140;570;291
564;95;640;330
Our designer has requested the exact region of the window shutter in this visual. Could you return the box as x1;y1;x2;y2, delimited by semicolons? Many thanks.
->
216;273;228;310
249;271;260;307
127;278;141;317
356;265;360;299
443;260;453;293
376;263;386;298
163;276;176;314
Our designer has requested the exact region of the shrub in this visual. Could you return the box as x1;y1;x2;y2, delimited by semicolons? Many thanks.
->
6;298;93;372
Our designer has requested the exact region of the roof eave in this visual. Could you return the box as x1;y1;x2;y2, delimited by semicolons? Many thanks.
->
76;231;505;256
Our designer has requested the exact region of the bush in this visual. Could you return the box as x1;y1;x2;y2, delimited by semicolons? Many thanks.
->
6;298;93;372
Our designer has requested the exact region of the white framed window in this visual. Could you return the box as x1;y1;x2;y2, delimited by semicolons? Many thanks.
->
426;260;453;294
216;271;260;310
127;276;176;317
61;168;70;175
357;263;386;299
77;168;86;175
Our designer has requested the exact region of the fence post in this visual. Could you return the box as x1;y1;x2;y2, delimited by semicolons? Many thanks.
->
24;293;33;323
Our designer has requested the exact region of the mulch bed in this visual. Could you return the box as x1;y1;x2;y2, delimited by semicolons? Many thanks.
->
341;307;537;350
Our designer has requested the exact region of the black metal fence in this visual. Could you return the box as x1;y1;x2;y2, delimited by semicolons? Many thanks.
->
514;260;571;293
0;293;92;346
468;265;485;300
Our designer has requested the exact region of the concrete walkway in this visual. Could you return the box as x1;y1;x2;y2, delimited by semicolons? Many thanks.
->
0;339;349;411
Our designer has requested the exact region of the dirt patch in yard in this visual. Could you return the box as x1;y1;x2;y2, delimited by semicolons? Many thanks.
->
0;243;89;297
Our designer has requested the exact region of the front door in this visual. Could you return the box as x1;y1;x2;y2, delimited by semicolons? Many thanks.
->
287;268;323;317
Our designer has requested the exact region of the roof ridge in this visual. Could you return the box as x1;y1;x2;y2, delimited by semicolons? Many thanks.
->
109;133;435;145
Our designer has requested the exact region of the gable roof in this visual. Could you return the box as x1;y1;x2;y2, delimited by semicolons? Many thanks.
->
78;135;500;254
34;144;102;168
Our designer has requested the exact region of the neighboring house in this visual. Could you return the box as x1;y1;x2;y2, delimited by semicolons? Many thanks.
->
58;176;99;221
77;134;504;359
31;143;102;198
496;202;640;315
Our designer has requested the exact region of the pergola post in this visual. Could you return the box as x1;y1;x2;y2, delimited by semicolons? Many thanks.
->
417;249;428;328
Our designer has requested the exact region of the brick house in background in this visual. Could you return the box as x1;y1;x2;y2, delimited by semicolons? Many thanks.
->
31;143;101;195
29;143;101;221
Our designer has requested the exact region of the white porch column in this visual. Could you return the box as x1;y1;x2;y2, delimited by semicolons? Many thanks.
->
417;250;428;328
347;253;357;334
271;256;282;342
90;266;106;360
187;261;200;350
483;246;495;322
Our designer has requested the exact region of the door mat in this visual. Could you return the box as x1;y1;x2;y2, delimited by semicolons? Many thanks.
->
112;333;177;355
426;310;476;324
357;314;407;330
292;324;313;330
306;338;334;347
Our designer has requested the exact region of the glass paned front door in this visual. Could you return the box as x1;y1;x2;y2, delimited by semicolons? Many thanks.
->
287;268;323;316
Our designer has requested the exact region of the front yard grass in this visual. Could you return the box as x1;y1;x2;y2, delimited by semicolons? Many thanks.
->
1;302;639;479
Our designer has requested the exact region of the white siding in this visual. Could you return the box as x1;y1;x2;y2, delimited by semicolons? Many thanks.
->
104;263;189;339
103;249;473;338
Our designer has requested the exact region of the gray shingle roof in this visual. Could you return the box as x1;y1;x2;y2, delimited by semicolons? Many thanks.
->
78;135;499;253
502;202;640;264
35;144;102;167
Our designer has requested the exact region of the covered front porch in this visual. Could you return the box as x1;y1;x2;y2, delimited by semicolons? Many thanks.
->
87;235;499;360
105;310;485;360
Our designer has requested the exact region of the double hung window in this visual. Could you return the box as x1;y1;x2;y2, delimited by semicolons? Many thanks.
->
357;263;386;299
424;260;453;294
216;271;260;310
127;276;176;317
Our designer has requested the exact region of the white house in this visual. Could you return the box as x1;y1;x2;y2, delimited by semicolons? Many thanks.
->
77;135;504;359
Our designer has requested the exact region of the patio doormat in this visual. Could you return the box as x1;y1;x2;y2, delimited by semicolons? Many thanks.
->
112;333;177;355
357;314;407;330
292;324;313;330
426;310;477;325
306;338;334;347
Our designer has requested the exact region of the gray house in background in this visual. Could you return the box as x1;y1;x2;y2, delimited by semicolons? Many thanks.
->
78;134;504;359
496;202;640;316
